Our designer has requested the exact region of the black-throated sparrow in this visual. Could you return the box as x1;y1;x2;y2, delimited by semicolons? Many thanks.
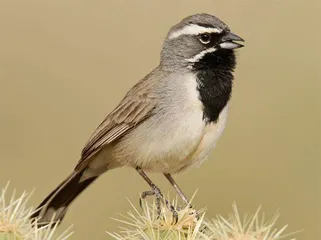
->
31;13;244;225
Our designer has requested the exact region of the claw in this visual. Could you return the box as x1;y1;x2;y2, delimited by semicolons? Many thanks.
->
139;184;164;217
168;203;178;224
139;184;178;224
139;189;155;208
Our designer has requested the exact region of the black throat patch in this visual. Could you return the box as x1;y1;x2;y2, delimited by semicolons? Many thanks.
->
191;49;236;124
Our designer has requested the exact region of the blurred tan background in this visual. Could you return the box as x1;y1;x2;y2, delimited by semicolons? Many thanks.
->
0;0;320;239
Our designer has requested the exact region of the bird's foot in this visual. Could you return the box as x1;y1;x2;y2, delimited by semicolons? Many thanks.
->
175;203;199;221
187;204;200;220
140;184;164;215
139;184;178;224
176;203;193;211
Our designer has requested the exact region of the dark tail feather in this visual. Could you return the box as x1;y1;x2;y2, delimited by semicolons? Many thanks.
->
30;170;98;226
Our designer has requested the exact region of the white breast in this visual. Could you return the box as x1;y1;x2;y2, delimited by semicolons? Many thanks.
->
113;73;228;173
186;105;229;170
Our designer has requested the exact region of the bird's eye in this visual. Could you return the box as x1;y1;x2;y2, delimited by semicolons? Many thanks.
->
198;34;211;44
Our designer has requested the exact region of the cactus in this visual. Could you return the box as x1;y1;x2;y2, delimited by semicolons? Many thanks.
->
0;183;72;240
1;183;296;240
107;195;296;240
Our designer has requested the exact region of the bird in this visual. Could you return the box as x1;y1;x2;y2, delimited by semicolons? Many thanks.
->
30;13;244;225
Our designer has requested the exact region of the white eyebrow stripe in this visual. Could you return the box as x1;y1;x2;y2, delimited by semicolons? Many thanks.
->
185;47;217;63
169;24;222;39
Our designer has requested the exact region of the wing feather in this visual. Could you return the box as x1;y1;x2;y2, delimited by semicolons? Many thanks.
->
79;79;156;163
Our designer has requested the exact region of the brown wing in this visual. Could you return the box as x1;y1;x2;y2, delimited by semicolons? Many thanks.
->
78;79;156;167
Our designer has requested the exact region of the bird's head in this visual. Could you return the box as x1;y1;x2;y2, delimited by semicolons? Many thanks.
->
161;13;244;70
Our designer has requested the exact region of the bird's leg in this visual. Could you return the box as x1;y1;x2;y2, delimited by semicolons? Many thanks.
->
164;173;191;207
136;167;178;222
164;173;200;219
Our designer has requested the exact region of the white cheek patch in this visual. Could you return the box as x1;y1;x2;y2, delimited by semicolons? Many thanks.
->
169;24;222;39
185;47;217;63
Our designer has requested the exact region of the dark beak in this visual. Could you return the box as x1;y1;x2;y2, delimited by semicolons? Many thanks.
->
219;32;245;50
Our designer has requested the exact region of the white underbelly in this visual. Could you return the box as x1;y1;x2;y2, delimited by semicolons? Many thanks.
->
113;105;228;173
112;73;229;173
113;105;203;172
184;105;229;170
